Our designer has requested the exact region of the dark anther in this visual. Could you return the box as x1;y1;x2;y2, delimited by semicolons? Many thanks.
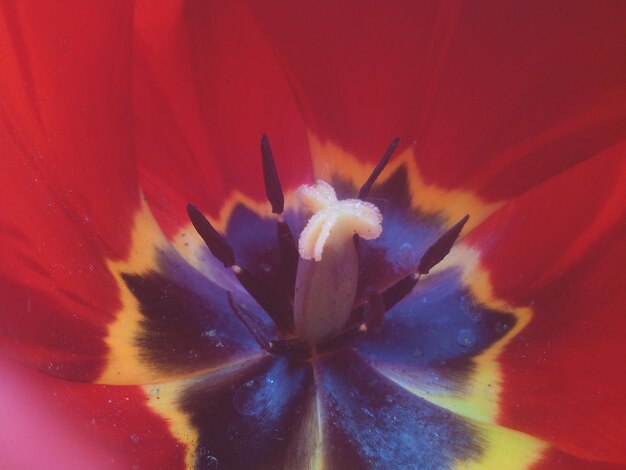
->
276;220;298;297
418;214;470;275
260;134;298;296
347;273;418;330
188;203;294;331
364;287;386;332
260;134;284;214
381;273;419;311
358;137;400;199
187;204;236;268
227;292;269;351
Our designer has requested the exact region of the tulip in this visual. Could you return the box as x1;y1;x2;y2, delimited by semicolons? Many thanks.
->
1;1;625;468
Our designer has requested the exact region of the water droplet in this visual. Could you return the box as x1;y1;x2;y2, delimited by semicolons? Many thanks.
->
460;295;478;316
457;328;477;348
495;321;510;334
197;447;219;469
412;348;424;358
130;433;139;443
232;380;258;416
399;243;419;268
63;189;93;224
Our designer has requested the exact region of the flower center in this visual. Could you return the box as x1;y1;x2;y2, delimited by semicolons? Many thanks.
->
187;136;468;359
294;180;382;343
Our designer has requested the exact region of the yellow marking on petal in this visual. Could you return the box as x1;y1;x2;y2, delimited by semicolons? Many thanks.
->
98;198;171;385
283;383;324;470
383;246;532;425
144;378;199;470
307;132;503;230
455;421;547;470
304;133;542;467
311;360;326;470
99;199;264;385
130;134;539;468
143;355;267;470
432;245;532;423
382;247;542;468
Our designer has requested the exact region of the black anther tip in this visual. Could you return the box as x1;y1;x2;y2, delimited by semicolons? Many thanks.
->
418;214;470;275
186;203;236;268
260;134;285;214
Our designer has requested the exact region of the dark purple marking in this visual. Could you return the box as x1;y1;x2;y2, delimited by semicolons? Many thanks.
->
316;350;481;469
122;269;259;375
182;357;315;469
355;268;517;377
234;267;294;331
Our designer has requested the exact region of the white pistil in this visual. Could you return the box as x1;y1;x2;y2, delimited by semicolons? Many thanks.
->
293;180;382;344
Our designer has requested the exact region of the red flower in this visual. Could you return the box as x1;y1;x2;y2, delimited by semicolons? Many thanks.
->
1;1;625;468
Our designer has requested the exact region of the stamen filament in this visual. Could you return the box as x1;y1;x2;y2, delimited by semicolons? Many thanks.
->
227;292;269;350
276;217;298;296
381;273;420;311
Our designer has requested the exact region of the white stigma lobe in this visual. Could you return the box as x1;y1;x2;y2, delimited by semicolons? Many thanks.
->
297;180;382;261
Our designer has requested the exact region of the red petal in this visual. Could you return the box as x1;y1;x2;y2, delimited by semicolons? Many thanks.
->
248;1;626;199
0;3;140;379
466;140;626;302
499;223;626;463
534;447;626;470
465;142;626;462
0;356;184;468
133;0;312;236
